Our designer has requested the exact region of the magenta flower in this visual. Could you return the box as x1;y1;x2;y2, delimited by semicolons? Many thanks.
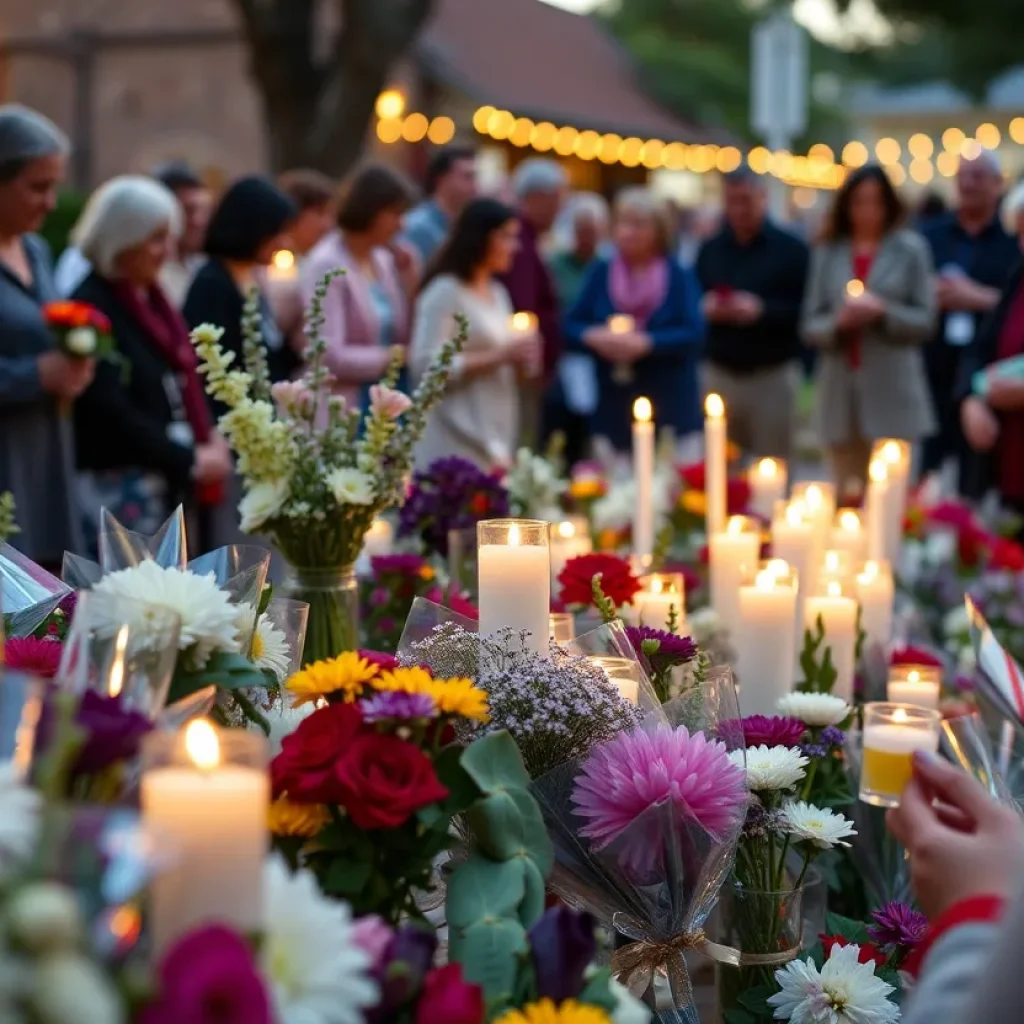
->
571;723;747;846
742;715;806;748
371;553;430;577
867;901;927;952
370;587;391;608
369;384;413;420
361;690;438;723
4;637;62;679
359;650;400;673
625;626;698;666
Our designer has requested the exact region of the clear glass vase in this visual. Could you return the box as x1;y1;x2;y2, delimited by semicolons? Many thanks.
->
717;882;804;1024
283;564;359;666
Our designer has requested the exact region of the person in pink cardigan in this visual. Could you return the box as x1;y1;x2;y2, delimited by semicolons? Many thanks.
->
300;164;419;408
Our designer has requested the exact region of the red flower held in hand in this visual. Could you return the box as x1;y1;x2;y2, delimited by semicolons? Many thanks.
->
415;964;485;1024
819;934;887;967
333;732;449;830
271;702;362;804
558;553;641;608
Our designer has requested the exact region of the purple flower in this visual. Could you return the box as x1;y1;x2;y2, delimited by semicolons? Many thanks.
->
801;743;828;759
742;715;806;748
821;726;846;748
370;587;391;608
867;901;928;952
377;616;396;635
954;674;975;693
361;690;438;723
75;691;154;774
369;925;437;1021
528;907;596;1002
57;591;78;619
625;626;698;666
371;553;430;577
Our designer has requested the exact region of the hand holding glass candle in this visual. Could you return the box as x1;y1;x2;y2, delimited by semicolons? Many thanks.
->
635;571;686;630
846;278;865;300
749;457;787;520
509;311;541;378
609;314;637;385
709;515;760;630
704;393;727;538
859;703;941;808
631;397;656;565
887;665;941;709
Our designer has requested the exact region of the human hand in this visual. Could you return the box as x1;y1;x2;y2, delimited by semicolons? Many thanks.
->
986;376;1024;412
702;291;730;322
508;331;542;377
729;291;764;324
38;351;95;400
938;275;991;312
192;440;233;485
961;396;1000;451
886;751;1024;920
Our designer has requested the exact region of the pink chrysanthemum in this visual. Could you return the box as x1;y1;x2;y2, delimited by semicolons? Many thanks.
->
4;637;62;679
571;723;747;847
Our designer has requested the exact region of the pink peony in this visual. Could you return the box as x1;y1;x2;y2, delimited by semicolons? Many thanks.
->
4;637;63;679
369;385;413;420
571;723;747;847
270;380;313;416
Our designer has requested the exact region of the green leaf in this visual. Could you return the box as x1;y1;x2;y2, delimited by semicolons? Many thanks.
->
434;743;483;812
446;856;526;930
450;917;528;1002
518;855;546;928
825;912;872;944
508;789;554;877
168;650;269;702
724;1009;757;1024
325;857;372;896
467;790;527;860
577;968;619;1014
460;731;532;793
737;985;778;1014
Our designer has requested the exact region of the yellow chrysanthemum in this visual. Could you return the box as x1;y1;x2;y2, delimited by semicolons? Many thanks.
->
424;677;490;723
679;490;706;516
495;1000;612;1024
268;796;329;837
418;565;436;581
373;665;435;694
286;651;379;706
570;479;604;500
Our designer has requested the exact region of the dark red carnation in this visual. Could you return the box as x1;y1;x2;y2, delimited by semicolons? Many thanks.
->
359;649;400;673
820;934;887;967
890;646;943;668
333;732;449;830
415;963;485;1024
558;553;641;608
271;702;362;803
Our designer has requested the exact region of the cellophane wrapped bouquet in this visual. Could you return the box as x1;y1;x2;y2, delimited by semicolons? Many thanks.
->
190;276;466;664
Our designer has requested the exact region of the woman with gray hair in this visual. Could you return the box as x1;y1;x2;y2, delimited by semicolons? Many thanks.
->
70;175;231;548
0;104;90;564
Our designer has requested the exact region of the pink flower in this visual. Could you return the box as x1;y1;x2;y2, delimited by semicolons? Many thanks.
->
571;723;747;847
369;385;413;420
370;587;391;608
351;914;393;971
270;380;313;416
4;637;62;679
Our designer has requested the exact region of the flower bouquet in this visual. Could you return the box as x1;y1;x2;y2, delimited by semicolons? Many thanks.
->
191;276;467;664
504;445;569;521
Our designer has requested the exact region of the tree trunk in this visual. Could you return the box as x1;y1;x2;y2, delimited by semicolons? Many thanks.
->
229;0;435;177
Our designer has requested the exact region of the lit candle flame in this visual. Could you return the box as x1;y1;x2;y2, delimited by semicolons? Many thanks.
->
272;249;295;273
608;314;635;334
846;279;865;298
510;311;536;334
869;460;888;484
557;521;575;539
881;440;902;465
650;575;664;594
704;393;725;419
727;515;746;535
755;569;776;591
892;708;909;724
633;396;652;423
838;510;861;531
805;484;824;510
766;558;791;578
908;670;921;683
757;457;778;479
107;624;130;698
185;719;220;771
508;523;521;546
827;579;843;597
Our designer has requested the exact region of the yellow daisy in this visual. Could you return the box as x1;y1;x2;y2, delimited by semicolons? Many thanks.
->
373;665;434;694
286;651;379;706
496;1000;612;1024
268;795;329;837
425;677;490;723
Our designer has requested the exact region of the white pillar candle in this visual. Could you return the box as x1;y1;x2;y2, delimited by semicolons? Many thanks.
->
632;397;656;566
478;519;551;656
804;579;858;703
735;562;799;717
772;502;818;654
866;459;902;565
887;665;941;709
704;393;727;538
748;457;788;520
792;482;835;549
856;559;895;651
830;509;867;567
142;721;268;956
549;516;592;584
820;549;855;594
875;439;911;531
710;515;760;633
635;572;687;631
589;655;640;704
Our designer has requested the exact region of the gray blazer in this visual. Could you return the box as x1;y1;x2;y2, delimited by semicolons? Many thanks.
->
801;229;938;446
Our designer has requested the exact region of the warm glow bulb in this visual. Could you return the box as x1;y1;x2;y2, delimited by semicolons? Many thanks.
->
272;249;295;272
557;521;575;539
633;397;652;423
846;279;865;298
510;311;535;333
758;458;778;479
869;460;888;484
705;393;725;419
185;719;220;771
839;510;860;531
508;524;521;546
375;89;406;121
908;670;921;683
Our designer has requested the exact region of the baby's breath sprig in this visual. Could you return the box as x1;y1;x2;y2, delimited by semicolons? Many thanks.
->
241;287;271;402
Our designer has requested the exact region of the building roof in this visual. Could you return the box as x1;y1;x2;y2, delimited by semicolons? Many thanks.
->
417;0;706;142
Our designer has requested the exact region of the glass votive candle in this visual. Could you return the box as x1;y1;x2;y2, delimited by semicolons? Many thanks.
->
859;703;942;808
549;612;576;645
588;655;641;704
634;571;686;630
887;665;942;710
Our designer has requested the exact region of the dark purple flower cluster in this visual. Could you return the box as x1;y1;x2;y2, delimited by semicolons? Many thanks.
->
75;691;154;774
397;456;509;558
370;553;431;577
625;626;698;667
821;726;846;749
867;901;928;952
742;715;806;749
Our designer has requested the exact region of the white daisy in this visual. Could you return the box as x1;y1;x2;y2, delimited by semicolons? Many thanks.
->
768;943;899;1024
325;467;375;507
239;478;290;533
251;614;292;683
0;762;40;881
776;692;851;728
729;745;808;793
262;855;378;1024
91;561;240;670
782;801;857;849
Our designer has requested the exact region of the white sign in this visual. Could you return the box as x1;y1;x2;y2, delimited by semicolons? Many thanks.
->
751;12;809;144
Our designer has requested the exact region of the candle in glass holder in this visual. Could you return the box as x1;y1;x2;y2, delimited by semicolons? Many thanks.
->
710;515;760;631
846;279;865;299
735;561;799;717
609;315;637;385
549;612;576;645
860;703;941;808
142;720;268;955
704;393;727;538
804;578;858;702
549;516;592;584
856;559;895;651
887;665;941;709
635;572;686;630
267;249;297;282
749;458;787;520
361;517;394;559
830;509;867;566
866;459;901;565
588;655;640;704
478;520;551;655
632;397;655;565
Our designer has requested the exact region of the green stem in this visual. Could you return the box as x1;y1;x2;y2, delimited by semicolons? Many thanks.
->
232;690;271;735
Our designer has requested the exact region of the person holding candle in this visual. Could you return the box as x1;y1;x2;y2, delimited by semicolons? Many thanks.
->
801;164;937;500
411;198;540;471
566;187;704;453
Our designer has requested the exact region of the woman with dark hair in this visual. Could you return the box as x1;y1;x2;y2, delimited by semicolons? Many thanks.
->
301;164;418;410
410;197;541;469
801;164;937;497
183;175;297;391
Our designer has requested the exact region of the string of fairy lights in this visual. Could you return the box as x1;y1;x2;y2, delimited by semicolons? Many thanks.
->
373;89;1024;191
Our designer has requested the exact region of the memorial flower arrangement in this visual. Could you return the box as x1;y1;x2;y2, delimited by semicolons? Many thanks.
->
624;625;700;703
504;445;568;521
190;277;466;663
360;553;439;652
557;553;641;611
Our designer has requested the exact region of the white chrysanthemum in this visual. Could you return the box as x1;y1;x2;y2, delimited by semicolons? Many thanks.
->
768;943;899;1024
91;561;240;670
262;856;378;1024
783;801;857;849
325;467;375;507
730;745;808;793
776;692;851;728
0;762;40;882
239;478;290;533
251;615;292;683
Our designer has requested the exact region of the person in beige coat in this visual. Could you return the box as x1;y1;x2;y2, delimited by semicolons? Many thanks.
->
801;164;937;497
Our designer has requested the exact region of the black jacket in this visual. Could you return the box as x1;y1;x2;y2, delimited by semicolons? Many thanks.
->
72;272;195;493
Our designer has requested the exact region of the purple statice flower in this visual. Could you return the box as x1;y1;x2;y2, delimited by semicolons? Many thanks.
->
801;743;828;760
867;901;928;951
361;690;438;723
625;626;698;666
954;674;975;693
821;725;846;748
742;715;806;748
371;553;431;577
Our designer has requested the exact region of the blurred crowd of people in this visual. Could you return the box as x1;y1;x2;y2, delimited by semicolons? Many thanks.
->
2;101;1024;566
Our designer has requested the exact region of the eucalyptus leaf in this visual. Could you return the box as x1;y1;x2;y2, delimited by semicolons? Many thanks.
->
168;650;270;703
447;856;526;930
460;731;532;793
450;917;528;1002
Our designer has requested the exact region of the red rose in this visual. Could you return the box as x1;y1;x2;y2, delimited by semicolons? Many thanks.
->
726;478;752;515
558;553;641;608
678;463;705;490
415;964;484;1024
987;537;1024;571
820;934;886;966
333;733;449;830
271;702;362;803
